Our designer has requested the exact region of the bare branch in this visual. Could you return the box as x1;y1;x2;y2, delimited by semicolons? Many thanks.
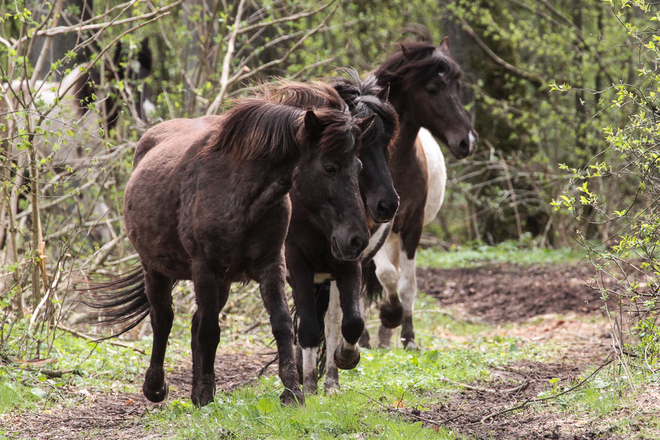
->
207;0;247;115
236;1;334;35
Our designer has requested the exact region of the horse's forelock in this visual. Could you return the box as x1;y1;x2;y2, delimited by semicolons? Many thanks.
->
311;108;359;159
375;41;462;89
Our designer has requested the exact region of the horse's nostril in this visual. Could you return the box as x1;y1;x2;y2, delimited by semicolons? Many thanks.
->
350;236;364;252
459;140;469;154
377;200;397;219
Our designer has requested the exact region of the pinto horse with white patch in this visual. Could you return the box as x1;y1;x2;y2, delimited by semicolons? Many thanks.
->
361;37;478;350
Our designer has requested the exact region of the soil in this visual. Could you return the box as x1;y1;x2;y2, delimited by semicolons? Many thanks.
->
4;263;635;439
3;352;273;439
416;263;608;324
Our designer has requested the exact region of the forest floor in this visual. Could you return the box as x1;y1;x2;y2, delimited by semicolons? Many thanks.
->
2;249;659;439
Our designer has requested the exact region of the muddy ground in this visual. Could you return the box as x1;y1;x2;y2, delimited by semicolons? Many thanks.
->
4;263;635;440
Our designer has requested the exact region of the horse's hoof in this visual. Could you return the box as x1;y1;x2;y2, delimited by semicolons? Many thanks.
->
334;345;360;370
303;381;318;396
358;329;371;349
280;388;305;406
403;340;419;351
143;381;169;403
379;301;403;329
191;374;216;407
378;325;393;349
324;379;340;395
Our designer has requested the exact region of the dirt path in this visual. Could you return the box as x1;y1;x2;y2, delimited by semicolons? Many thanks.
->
4;352;274;439
5;263;621;439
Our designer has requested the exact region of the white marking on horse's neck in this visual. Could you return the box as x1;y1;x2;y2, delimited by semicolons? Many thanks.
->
361;222;391;262
418;128;447;226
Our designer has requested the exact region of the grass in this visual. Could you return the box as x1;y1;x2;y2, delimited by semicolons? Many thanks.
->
417;240;585;269
2;245;659;439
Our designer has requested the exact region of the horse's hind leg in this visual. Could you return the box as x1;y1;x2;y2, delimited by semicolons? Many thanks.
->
374;233;403;348
399;217;424;350
324;281;342;393
191;263;229;407
143;268;175;403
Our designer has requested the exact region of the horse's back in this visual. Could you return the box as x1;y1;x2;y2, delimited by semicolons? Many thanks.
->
134;115;223;166
418;128;447;226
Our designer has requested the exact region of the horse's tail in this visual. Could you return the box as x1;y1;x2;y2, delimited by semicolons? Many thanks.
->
81;267;150;339
362;259;383;304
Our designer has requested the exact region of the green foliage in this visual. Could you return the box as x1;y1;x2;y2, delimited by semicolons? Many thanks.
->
554;0;660;355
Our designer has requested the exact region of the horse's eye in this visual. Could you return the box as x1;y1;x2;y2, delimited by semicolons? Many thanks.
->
426;86;439;96
324;165;337;176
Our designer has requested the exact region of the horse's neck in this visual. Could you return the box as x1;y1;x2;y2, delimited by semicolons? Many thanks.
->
391;115;421;160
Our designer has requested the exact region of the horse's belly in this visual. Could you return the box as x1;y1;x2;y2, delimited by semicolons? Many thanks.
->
124;156;191;279
419;128;447;226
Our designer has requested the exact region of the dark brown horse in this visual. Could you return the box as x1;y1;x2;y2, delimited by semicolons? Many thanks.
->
287;72;399;394
84;82;373;407
363;37;478;350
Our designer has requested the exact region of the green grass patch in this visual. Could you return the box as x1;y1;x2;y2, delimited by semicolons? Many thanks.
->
417;241;585;269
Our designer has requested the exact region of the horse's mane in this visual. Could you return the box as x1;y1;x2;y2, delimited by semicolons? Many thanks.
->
204;82;359;161
332;70;399;155
374;41;462;91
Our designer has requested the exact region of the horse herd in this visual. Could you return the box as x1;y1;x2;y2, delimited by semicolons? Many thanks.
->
80;36;478;407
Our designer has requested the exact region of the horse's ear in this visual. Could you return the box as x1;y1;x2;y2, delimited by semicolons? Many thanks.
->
304;110;323;138
438;36;450;54
137;37;153;79
400;42;412;60
376;83;390;102
357;114;377;134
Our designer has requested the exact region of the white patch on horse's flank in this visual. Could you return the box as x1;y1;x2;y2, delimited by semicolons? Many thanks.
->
418;128;447;226
363;222;390;257
314;273;332;283
324;281;342;391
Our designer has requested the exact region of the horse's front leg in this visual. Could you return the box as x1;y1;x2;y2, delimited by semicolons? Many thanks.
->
191;262;229;407
257;255;305;405
287;248;320;396
142;267;175;403
333;263;364;369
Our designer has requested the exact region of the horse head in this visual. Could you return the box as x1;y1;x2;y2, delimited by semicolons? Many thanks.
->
291;106;373;262
333;72;399;224
375;38;478;159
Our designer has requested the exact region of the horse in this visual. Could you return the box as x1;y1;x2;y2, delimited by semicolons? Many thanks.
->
83;82;374;407
360;37;478;350
287;72;399;395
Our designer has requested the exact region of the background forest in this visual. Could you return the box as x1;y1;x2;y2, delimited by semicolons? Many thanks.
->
1;0;659;371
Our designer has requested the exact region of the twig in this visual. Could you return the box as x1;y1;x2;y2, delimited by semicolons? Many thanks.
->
15;0;183;42
257;355;278;377
55;324;146;355
480;354;614;423
439;375;529;394
206;0;247;115
355;390;461;426
452;14;545;89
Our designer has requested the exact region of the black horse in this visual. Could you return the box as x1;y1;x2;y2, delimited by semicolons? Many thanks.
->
287;72;399;394
84;82;373;407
